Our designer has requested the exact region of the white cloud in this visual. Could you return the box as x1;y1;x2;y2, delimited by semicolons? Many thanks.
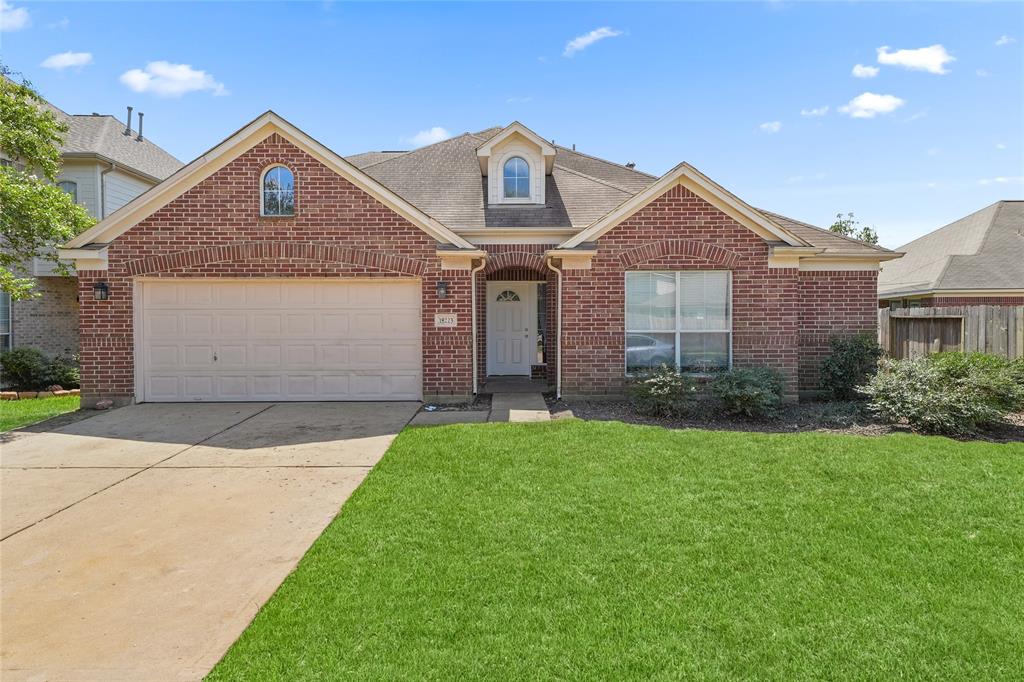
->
47;16;69;29
404;126;450;147
563;27;623;57
839;92;906;119
758;121;782;134
41;51;93;70
120;61;228;97
877;44;955;74
977;176;1023;186
903;109;928;123
852;64;879;78
506;96;532;104
800;105;829;117
976;68;990;78
0;0;30;32
996;143;1007;150
995;35;1015;47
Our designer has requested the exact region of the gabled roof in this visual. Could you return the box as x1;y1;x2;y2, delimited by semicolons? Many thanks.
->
354;126;656;230
878;201;1024;297
63;111;475;250
475;121;556;174
559;162;812;249
2;75;182;181
61;114;183;181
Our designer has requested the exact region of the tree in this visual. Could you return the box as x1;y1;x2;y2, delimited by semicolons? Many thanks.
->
1;65;95;299
829;212;879;245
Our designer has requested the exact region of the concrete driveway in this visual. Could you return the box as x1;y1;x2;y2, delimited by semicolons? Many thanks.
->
0;401;420;681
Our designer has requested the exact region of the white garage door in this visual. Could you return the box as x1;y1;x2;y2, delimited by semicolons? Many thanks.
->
137;280;421;402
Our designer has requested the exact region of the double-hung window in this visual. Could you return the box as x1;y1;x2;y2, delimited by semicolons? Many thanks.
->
0;292;11;352
625;271;731;374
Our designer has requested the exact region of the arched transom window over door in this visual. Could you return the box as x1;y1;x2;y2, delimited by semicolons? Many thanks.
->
496;289;521;302
502;157;530;199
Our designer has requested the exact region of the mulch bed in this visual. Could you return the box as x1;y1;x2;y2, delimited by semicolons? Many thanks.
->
546;396;1024;444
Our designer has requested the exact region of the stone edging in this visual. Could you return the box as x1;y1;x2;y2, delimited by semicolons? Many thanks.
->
1;389;81;401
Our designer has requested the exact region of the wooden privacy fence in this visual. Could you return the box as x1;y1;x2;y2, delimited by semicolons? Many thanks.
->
879;305;1024;360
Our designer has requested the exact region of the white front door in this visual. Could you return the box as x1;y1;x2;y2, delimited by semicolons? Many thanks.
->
486;281;534;376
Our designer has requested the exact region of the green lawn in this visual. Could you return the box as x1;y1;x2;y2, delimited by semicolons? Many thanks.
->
209;421;1023;681
0;395;79;432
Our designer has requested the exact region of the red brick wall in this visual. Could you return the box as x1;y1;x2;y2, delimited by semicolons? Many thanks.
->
78;133;473;403
475;244;557;385
798;270;879;390
558;184;878;396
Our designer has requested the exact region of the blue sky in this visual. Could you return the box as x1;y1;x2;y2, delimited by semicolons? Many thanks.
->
2;1;1021;247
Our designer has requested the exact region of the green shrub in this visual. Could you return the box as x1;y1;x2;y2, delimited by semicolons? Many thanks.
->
860;352;1024;436
820;334;883;400
1;347;50;390
46;354;80;389
628;365;700;418
709;367;785;419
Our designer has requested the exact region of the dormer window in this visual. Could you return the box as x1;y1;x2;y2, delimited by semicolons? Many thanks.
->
477;122;556;206
503;157;530;199
261;165;295;216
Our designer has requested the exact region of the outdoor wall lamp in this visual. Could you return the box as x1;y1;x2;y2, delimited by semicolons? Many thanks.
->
93;281;110;301
436;280;449;299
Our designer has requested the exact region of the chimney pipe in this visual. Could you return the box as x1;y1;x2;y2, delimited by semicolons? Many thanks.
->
123;106;133;135
572;143;576;151
136;112;144;142
626;161;636;169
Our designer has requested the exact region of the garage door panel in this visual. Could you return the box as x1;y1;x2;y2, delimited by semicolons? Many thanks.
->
139;280;422;402
147;314;179;336
183;345;214;368
183;315;213;336
219;315;247;335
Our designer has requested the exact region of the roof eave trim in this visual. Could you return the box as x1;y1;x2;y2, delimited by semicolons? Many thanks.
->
558;162;810;249
60;152;164;184
63;111;474;250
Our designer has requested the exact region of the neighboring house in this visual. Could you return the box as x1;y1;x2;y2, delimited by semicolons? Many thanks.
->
878;201;1024;308
1;93;182;357
58;113;898;407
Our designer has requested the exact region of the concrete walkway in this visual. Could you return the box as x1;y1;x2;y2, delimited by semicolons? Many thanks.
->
1;401;419;682
489;393;551;422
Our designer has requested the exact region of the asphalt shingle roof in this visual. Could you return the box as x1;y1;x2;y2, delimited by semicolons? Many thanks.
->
878;201;1024;296
344;127;891;257
61;114;183;181
345;128;653;230
761;210;893;255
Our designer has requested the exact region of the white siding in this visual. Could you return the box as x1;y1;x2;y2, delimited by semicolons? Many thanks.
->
56;161;100;218
104;169;152;216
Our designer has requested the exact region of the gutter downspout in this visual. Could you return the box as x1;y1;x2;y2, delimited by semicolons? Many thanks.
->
545;256;563;399
99;161;117;218
470;256;488;395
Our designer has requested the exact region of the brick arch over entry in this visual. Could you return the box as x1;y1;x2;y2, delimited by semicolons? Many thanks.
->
617;239;742;269
483;250;547;276
123;241;428;277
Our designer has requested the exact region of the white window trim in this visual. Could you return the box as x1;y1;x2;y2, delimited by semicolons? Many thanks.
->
489;145;543;205
623;270;733;376
259;164;296;217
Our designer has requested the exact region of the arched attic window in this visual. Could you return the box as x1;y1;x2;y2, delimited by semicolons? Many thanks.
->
261;165;295;216
502;156;530;199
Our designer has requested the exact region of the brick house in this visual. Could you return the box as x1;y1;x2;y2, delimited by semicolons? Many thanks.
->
58;113;898;407
878;201;1024;308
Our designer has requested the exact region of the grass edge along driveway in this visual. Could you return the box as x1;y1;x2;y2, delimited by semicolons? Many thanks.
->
0;395;80;433
209;420;1023;681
